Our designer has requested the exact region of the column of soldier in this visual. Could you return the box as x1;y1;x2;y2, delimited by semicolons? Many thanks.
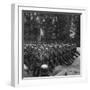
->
24;43;80;77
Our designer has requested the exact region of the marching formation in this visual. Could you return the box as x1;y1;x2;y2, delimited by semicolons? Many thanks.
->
24;43;80;77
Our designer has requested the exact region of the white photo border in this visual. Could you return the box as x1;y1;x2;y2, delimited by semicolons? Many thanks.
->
11;4;87;87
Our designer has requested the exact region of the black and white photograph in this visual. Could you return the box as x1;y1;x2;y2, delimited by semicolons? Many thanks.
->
22;9;81;78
